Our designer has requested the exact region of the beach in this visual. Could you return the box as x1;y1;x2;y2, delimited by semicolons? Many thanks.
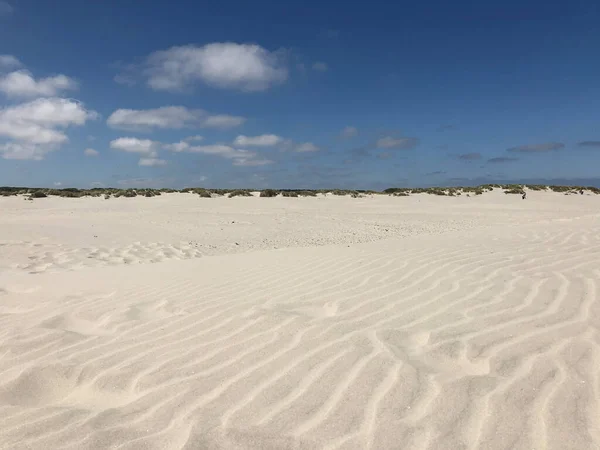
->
1;189;599;449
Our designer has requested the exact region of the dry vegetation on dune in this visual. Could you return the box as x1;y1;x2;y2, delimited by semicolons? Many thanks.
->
1;184;599;200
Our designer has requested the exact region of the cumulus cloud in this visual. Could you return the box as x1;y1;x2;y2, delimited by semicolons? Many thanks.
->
107;106;245;131
0;70;78;98
506;142;564;153
142;42;288;92
340;126;358;138
295;142;319;152
110;137;160;154
376;136;419;150
578;141;600;148
163;141;274;167
185;135;204;142
458;152;481;160
0;1;13;15
233;134;283;147
162;141;190;152
84;148;99;156
202;114;246;129
232;158;274;167
139;157;167;167
110;138;167;167
0;54;21;69
0;97;97;160
312;62;328;72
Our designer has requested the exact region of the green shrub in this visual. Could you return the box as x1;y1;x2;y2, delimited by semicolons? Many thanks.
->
30;191;48;198
282;191;298;197
260;189;279;197
526;184;546;191
228;190;252;198
384;187;410;194
548;185;568;192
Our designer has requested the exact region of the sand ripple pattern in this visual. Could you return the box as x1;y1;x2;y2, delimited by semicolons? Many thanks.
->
1;218;600;449
1;241;205;273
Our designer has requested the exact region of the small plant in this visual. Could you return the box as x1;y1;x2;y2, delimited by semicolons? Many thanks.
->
504;188;524;195
198;190;212;198
260;189;279;197
228;190;252;198
526;184;546;191
281;191;299;197
30;191;48;198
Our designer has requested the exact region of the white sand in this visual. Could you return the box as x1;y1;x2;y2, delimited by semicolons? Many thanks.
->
1;190;599;449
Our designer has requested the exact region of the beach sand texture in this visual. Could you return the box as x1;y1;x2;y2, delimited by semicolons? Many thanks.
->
1;190;600;449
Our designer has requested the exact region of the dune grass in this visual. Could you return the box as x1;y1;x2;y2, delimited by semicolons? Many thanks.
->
2;184;599;200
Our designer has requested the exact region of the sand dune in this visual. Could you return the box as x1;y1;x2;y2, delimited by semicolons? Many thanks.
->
1;191;600;449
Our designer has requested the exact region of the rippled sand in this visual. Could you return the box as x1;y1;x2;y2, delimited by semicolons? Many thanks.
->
1;190;599;449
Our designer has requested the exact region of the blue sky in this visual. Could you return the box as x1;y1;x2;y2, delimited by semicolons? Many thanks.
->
1;0;599;189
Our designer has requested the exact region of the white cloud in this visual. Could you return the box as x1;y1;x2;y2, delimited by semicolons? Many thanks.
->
312;62;328;72
376;136;418;149
107;106;245;131
0;142;47;160
162;141;190;152
233;134;282;147
295;142;319;152
0;70;78;98
0;97;95;129
139;157;167;166
186;144;252;159
201;114;246;129
110;137;159;154
0;98;97;160
53;182;62;186
163;141;273;167
0;54;21;69
185;135;204;142
143;42;288;92
0;1;13;15
84;148;99;156
233;158;274;167
340;126;358;138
